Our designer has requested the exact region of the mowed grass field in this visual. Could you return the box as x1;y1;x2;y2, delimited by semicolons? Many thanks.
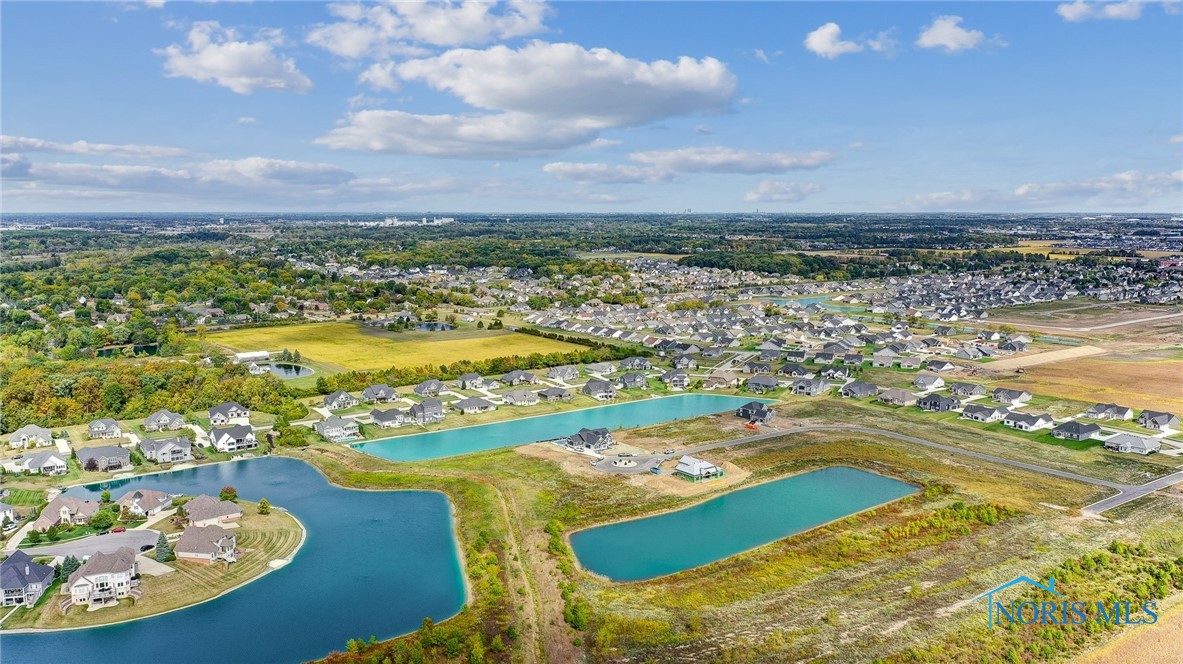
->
208;322;585;371
995;354;1183;413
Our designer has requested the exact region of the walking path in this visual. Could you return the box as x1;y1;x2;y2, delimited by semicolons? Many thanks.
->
593;424;1183;515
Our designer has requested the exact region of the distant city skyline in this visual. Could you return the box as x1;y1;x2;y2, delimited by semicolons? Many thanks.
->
2;1;1180;213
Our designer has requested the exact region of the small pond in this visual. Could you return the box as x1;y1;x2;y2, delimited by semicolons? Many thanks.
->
267;362;314;379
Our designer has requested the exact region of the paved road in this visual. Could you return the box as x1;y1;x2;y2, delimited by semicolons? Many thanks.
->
20;530;159;558
593;424;1183;514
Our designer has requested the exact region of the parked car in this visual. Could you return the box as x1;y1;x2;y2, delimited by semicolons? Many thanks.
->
112;526;126;533
649;467;662;474
97;530;109;536
663;448;676;454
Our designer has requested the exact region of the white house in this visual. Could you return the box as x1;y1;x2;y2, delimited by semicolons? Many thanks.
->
66;547;139;608
208;425;257;453
8;424;53;450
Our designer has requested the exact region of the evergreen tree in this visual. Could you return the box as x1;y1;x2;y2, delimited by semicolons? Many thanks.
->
155;531;174;562
60;555;82;578
257;498;271;515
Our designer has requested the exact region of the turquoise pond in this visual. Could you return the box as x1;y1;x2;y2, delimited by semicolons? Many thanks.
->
1;458;466;664
570;466;916;581
353;394;763;462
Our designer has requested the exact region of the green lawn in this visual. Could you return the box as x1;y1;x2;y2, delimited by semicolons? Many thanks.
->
3;488;46;506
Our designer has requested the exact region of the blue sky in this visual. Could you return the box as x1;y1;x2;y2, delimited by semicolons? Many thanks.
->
2;1;1180;213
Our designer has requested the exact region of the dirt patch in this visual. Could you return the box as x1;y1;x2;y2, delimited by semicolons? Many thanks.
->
999;356;1183;413
985;345;1108;372
514;444;751;498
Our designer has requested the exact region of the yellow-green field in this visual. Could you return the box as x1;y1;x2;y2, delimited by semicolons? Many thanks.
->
208;323;585;371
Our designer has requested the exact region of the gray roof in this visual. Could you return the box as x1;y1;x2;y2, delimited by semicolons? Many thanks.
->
69;547;135;585
209;401;248;419
185;495;244;523
77;445;130;464
370;408;407;423
1;550;55;592
139;436;191;455
176;525;235;555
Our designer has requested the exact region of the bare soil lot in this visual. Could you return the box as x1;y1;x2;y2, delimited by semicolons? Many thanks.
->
994;353;1183;413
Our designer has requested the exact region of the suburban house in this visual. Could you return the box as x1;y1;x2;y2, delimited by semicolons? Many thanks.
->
661;369;692;390
619;357;653;371
1083;403;1135;421
139;436;193;463
370;408;411;428
777;363;809;377
455;397;497;414
208;425;258;453
21;450;69;476
184;494;245;527
879;388;918;407
1104;433;1161;455
841;381;879;398
918;394;961;412
993;388;1033;406
582;379;618;401
585;362;617;375
323;391;359;411
671;355;698;370
745;361;773;375
616;372;649;390
913;374;945;391
501;370;538;385
413;379;446;397
66;547;139;608
8;424;53;450
143;408;185;432
674;455;724;482
746;376;779;394
314;416;360;441
1003;412;1054;431
87;418;123;439
503;389;540;406
735;401;774;423
537;387;573;403
456;373;488;390
77;445;131;472
813;352;837;365
1051;421;1101;441
1;550;55;607
822;366;852;381
962;404;1010;423
33;496;101;531
704;371;741;390
898;356;923;370
1138;410;1181;431
565;427;613;452
872;349;898;367
209;401;250;426
926;360;956;372
792;377;831;397
843;353;866;366
949;382;987;398
176;525;238;564
361;384;397;403
547;366;581;382
410;398;446;424
116;489;172;517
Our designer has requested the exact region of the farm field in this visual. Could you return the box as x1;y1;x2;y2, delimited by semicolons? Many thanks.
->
992;353;1183;414
989;298;1183;334
208;323;585;371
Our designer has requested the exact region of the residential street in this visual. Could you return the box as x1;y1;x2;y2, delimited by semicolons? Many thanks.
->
19;530;159;558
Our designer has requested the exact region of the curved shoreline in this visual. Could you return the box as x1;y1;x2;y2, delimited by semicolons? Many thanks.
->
2;505;309;634
566;463;919;584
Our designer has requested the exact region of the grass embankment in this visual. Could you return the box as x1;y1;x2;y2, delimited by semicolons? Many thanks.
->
3;502;302;630
208;322;584;372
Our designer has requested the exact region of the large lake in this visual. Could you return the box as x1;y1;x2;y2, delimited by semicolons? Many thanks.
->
353;394;762;462
1;457;466;664
570;466;916;581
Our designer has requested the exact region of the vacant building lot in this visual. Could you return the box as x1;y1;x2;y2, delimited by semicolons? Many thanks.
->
994;352;1183;414
208;323;585;371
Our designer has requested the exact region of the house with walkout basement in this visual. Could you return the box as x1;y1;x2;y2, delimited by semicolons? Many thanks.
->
538;387;573;402
413;379;446;397
1137;410;1180;430
582;379;618;401
746;376;779;394
674;455;724;482
77;445;131;472
87;418;123;440
139;436;193;463
370;408;411;428
735;401;774;423
208;425;258;453
66;547;139;608
565;427;613;452
175;525;238;564
410;398;445;424
841;381;878;398
1;550;55;607
21;450;69;476
314;416;360;441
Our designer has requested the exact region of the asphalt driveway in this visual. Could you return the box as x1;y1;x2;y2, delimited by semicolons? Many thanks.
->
21;529;160;558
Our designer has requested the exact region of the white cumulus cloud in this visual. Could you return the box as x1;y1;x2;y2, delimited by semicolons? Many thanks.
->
307;0;550;58
542;162;670;184
1056;0;1144;22
157;21;313;94
357;62;400;91
743;180;824;203
629;146;835;174
916;16;993;53
804;22;864;59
